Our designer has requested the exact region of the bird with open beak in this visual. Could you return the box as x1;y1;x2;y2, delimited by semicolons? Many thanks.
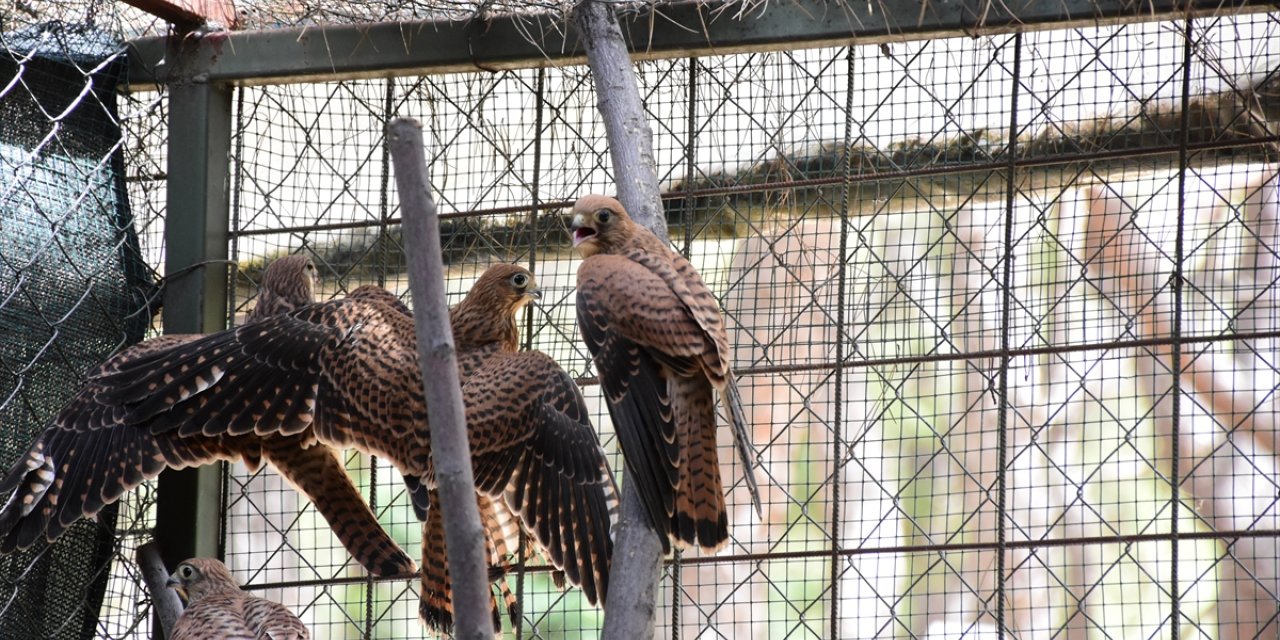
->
569;194;761;553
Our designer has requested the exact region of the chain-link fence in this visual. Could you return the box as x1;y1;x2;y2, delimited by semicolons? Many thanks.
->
0;5;168;636
4;1;1280;638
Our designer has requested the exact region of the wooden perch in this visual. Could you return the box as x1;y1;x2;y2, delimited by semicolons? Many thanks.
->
388;117;492;640
572;1;669;638
136;541;182;640
120;0;238;29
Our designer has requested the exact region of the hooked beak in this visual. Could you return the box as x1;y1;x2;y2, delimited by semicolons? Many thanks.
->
165;575;180;588
526;285;542;301
570;213;596;248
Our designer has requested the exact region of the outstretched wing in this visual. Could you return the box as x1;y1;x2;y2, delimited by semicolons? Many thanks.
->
465;351;618;605
0;296;431;558
0;403;250;552
0;335;248;551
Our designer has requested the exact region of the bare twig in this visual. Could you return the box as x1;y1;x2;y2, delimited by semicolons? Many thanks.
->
387;117;492;640
136;542;182;640
572;1;668;637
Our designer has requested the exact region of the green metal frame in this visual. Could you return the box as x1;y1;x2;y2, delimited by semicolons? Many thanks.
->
126;0;1275;90
156;71;233;568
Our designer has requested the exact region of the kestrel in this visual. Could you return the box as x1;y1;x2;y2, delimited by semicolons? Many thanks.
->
245;254;318;322
0;254;417;578
413;265;617;631
167;557;309;640
570;194;761;553
0;263;615;633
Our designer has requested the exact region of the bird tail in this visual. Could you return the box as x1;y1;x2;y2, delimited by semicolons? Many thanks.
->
479;494;523;628
418;489;515;635
724;377;763;518
418;502;455;632
671;378;729;552
263;442;416;578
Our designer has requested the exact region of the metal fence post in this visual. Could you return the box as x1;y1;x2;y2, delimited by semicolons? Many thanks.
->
155;72;233;576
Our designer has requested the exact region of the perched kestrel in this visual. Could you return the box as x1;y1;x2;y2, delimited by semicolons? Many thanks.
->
0;262;615;633
245;254;318;322
0;254;417;578
401;265;617;632
570;194;762;553
167;557;309;640
450;266;616;625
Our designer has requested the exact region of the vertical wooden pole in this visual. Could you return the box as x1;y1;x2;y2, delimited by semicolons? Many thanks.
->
136;542;183;640
573;2;667;638
388;117;492;640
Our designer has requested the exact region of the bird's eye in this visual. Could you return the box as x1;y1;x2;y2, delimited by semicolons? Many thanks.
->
179;566;194;579
512;273;529;288
596;209;611;223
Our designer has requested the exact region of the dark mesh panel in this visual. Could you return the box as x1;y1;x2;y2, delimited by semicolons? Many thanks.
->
0;22;154;640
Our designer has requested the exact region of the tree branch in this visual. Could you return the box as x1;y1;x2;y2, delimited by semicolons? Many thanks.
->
136;542;182;640
388;117;492;640
573;1;669;638
574;0;669;238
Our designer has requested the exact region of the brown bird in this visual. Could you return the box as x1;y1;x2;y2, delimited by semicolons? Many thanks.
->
345;280;527;632
0;263;615;634
364;267;617;632
167;557;309;640
570;194;761;553
0;254;417;579
245;254;318;322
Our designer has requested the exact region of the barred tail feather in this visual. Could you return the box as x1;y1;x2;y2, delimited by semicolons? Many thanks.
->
672;377;729;552
724;377;763;518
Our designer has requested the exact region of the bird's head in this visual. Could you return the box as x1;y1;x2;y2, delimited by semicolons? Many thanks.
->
252;254;318;319
166;557;240;603
570;195;632;258
451;264;541;349
471;263;542;314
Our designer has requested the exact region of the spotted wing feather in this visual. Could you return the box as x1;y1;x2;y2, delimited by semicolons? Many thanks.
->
466;351;618;603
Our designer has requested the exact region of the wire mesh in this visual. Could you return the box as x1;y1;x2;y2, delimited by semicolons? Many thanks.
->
3;3;1280;639
0;17;165;640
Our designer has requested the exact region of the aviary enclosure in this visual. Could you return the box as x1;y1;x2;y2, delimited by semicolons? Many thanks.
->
2;0;1280;638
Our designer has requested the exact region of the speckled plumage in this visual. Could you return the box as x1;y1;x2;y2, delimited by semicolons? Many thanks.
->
417;265;617;633
0;262;615;635
418;487;522;633
168;558;309;640
0;255;416;579
570;194;762;553
246;254;317;322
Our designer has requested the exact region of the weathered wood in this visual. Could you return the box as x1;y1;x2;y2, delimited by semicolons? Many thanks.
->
573;1;668;638
119;0;237;29
136;542;183;640
388;117;492;640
